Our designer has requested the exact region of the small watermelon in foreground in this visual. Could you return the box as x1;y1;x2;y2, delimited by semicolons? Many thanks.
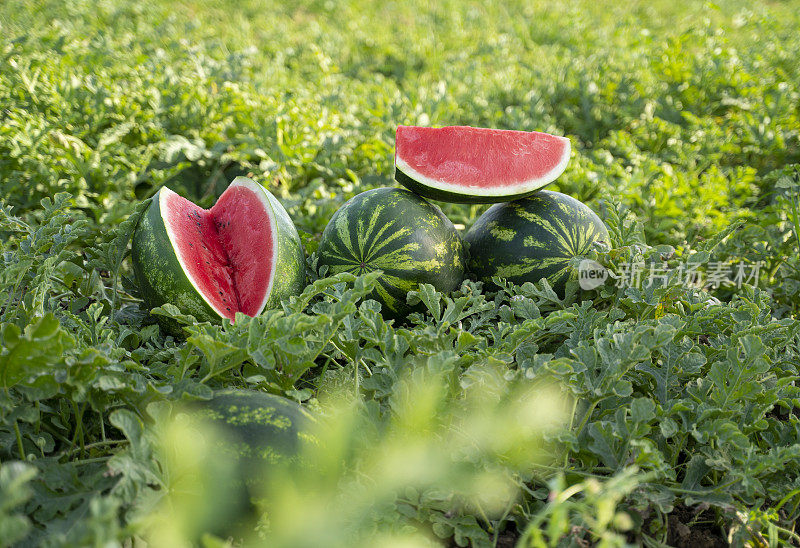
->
394;125;571;203
175;389;317;539
132;177;305;325
464;191;610;295
191;389;316;469
317;187;465;317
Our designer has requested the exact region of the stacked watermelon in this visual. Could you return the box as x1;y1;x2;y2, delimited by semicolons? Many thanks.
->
318;125;610;315
131;126;608;325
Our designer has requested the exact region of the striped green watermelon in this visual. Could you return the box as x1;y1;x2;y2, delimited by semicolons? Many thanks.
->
192;389;316;468
394;125;571;203
182;389;317;538
317;187;464;317
464;191;609;295
131;177;305;326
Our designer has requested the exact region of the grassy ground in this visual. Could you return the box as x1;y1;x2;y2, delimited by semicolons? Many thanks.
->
1;0;800;546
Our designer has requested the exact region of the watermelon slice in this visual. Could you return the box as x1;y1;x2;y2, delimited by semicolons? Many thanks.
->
132;177;305;325
394;125;571;203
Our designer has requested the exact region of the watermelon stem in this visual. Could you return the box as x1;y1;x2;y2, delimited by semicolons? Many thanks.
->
491;499;516;547
98;410;106;442
354;360;359;394
314;354;335;391
4;388;26;460
563;397;579;468
473;501;492;530
13;417;25;461
69;400;87;459
574;399;601;440
58;439;127;459
71;457;111;466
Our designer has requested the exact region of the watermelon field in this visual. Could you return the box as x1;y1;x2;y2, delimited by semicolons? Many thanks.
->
2;0;800;546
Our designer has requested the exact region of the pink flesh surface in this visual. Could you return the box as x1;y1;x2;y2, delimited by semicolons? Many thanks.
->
164;186;273;321
396;125;568;187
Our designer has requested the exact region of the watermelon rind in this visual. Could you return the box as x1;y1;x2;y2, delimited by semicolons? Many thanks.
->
181;389;317;538
260;186;307;310
464;190;610;295
191;388;316;466
394;126;571;204
131;177;305;325
317;187;465;317
132;186;220;323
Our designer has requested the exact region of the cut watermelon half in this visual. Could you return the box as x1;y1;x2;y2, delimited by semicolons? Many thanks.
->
394;125;571;203
132;177;305;325
161;178;275;320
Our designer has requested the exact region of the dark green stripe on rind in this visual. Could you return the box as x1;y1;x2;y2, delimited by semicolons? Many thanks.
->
193;389;316;464
317;187;465;317
261;188;306;310
464;190;609;295
179;389;318;538
131;188;220;325
394;165;553;204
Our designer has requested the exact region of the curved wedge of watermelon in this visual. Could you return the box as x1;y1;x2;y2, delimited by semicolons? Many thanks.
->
394;125;571;203
132;177;305;325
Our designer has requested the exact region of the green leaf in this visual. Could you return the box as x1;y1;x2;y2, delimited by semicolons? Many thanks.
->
0;314;74;388
0;461;36;548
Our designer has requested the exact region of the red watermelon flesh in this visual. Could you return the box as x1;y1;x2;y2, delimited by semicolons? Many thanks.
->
394;126;571;202
162;181;275;321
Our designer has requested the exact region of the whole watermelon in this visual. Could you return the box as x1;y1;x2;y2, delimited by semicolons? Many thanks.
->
317;187;465;318
192;389;316;469
180;389;317;538
464;191;609;295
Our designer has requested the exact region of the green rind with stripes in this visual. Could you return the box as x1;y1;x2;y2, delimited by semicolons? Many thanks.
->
131;188;220;326
317;187;465;317
262;189;306;310
131;182;306;331
187;388;318;534
192;389;316;466
394;167;552;204
464;190;610;295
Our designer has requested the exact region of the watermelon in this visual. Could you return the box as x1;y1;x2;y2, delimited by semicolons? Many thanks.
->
394;125;571;203
191;389;316;468
317;187;464;317
181;389;317;538
131;177;305;325
464;191;610;295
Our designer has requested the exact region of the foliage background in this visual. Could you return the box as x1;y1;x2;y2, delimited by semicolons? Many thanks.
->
1;0;799;546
